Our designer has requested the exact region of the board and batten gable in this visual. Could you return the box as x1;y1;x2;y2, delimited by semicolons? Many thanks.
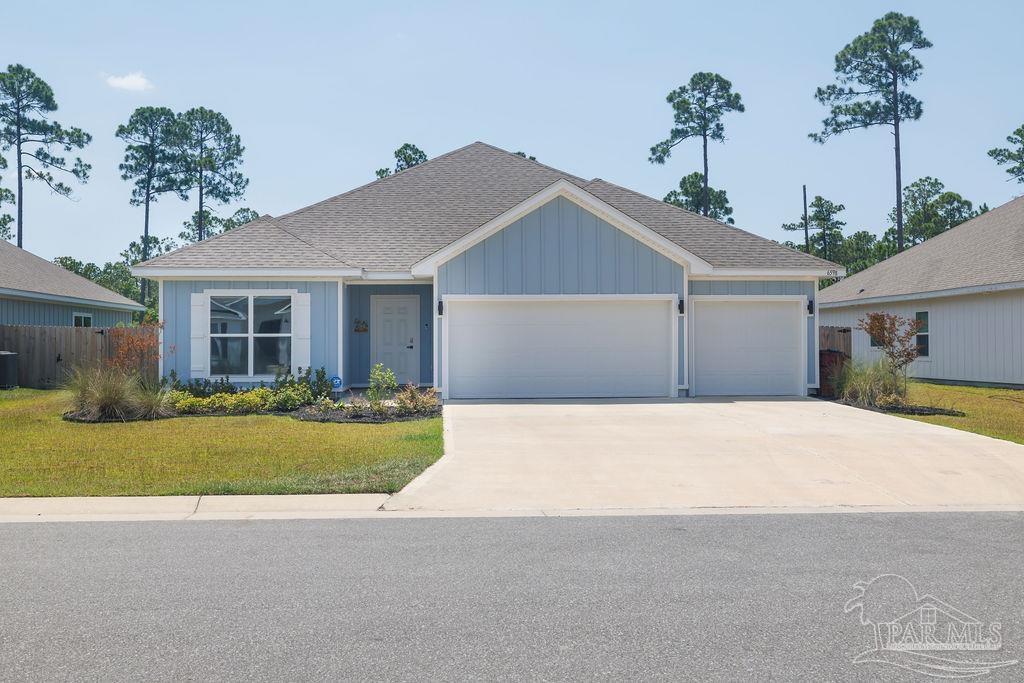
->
690;280;818;386
161;280;339;381
435;196;687;387
820;289;1024;386
0;296;133;327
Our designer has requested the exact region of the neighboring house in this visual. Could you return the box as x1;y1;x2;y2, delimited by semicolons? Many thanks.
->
0;240;145;327
133;142;840;398
820;196;1024;387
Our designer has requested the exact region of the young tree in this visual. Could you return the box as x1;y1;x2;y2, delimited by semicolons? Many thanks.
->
116;106;183;303
988;123;1024;184
0;157;13;241
810;12;931;253
173;107;248;242
857;312;923;395
375;143;428;179
663;171;734;223
891;177;981;246
178;206;260;243
0;64;92;248
782;195;845;261
649;72;744;218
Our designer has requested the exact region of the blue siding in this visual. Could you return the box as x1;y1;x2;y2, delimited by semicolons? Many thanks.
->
0;296;133;327
343;284;433;386
437;197;686;298
161;280;338;381
690;280;819;385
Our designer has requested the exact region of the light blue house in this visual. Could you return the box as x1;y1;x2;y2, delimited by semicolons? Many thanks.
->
0;241;144;327
134;143;841;398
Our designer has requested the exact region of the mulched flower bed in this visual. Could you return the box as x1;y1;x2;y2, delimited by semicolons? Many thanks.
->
836;400;965;418
291;405;442;424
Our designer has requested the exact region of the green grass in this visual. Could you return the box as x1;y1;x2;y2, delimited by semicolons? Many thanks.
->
0;389;443;497
902;381;1024;445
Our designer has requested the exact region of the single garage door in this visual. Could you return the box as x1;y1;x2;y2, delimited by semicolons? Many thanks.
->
692;299;805;396
445;298;674;399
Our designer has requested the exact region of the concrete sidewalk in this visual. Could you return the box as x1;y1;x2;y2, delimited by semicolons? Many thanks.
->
0;494;389;523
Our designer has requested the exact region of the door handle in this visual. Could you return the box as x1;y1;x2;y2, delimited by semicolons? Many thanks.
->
406;345;414;349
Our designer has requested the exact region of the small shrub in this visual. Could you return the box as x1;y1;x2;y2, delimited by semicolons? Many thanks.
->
64;366;140;422
367;363;398;402
836;360;902;408
268;384;313;412
224;391;265;414
395;384;438;414
368;399;389;417
313;395;336;414
310;367;333;400
343;395;370;417
173;395;214;415
130;385;176;420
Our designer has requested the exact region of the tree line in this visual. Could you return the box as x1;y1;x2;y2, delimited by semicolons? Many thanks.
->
647;11;1024;279
0;65;255;315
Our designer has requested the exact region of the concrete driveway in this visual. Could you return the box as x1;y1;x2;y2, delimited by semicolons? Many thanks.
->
385;398;1024;512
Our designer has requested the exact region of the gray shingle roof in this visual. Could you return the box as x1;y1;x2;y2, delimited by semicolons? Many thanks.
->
820;195;1024;305
138;142;834;272
0;240;145;310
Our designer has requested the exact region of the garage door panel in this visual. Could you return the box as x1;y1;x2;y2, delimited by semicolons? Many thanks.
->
447;300;672;399
693;300;803;396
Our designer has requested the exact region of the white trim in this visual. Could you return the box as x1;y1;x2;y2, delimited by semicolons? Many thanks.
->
72;311;94;328
370;294;421;386
442;294;677;302
441;293;678;399
811;294;820;388
411;179;715;276
157;279;164;379
689;295;808;397
432;267;440;391
344;278;433;285
706;268;844;278
912;309;931;362
337;279;345;383
203;289;301;380
819;280;1024;308
0;286;145;312
132;267;362;278
362;271;418;280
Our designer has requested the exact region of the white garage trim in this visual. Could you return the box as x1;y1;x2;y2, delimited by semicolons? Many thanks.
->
687;295;807;397
442;294;679;399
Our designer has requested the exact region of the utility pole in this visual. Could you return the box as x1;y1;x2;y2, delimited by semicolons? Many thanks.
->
802;184;810;254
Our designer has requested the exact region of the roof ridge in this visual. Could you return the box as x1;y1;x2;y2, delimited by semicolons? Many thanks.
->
275;141;486;223
471;141;591;185
584;178;838;268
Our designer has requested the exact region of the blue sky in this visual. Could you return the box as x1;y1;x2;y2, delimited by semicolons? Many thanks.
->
6;0;1023;262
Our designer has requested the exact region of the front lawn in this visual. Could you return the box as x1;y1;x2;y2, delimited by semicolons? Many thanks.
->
0;389;443;497
901;381;1024;445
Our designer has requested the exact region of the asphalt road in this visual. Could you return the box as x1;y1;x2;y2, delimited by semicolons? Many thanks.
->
1;513;1022;681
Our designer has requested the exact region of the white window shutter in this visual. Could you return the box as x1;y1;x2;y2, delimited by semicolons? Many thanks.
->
291;292;311;375
190;293;208;378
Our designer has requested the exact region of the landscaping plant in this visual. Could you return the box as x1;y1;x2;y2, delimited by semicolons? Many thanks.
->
856;311;923;398
65;365;173;421
834;359;902;408
367;363;398;402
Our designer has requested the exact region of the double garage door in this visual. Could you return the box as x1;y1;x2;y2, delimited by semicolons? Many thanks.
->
443;298;805;399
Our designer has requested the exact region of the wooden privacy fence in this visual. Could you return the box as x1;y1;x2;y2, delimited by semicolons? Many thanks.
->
819;325;852;357
0;325;158;389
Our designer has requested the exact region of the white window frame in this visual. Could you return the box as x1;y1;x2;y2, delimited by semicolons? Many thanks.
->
207;290;296;381
72;312;93;328
914;310;930;361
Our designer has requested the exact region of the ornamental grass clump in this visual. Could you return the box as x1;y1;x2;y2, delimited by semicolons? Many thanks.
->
65;365;174;422
835;359;903;408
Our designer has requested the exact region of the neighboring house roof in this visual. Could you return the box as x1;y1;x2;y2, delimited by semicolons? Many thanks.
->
138;141;836;273
820;195;1024;306
0;240;145;311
